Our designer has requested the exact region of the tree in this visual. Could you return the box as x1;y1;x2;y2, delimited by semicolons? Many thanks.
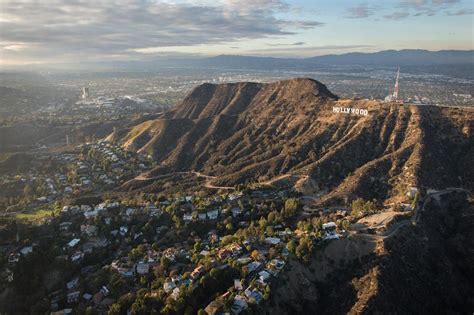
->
226;222;234;231
267;211;276;222
251;250;260;261
295;237;313;263
258;217;267;229
160;256;170;269
287;240;296;254
284;198;299;217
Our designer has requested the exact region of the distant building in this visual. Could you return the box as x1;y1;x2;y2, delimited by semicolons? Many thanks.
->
81;87;90;99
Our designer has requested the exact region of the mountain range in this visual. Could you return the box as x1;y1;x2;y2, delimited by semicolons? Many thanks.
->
11;49;473;72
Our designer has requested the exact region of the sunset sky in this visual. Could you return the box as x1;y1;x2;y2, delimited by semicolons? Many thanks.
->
0;0;472;66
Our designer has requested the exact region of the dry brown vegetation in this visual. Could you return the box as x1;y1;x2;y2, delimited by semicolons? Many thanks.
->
113;78;473;204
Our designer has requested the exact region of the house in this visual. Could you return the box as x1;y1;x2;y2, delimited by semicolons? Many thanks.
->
217;248;231;260
163;281;176;293
183;213;193;222
83;209;98;219
258;270;271;284
207;209;219;220
108;201;120;209
171;274;182;283
247;261;262;273
199;250;210;256
228;193;242;201
80;224;98;237
236;257;252;265
81;205;92;212
67;238;80;248
322;222;340;240
198;213;207;221
244;287;263;304
264;237;281;245
60;222;72;231
66;277;79;290
119;226;128;236
267;259;285;275
234;279;243;291
125;208;137;216
205;298;225;315
227;243;243;256
82;242;95;254
190;265;205;280
51;309;73;315
136;262;149;275
20;246;33;256
95;203;107;211
71;251;84;263
118;267;134;277
5;269;13;282
66;291;80;304
83;293;93;301
163;248;176;262
231;207;242;217
171;287;180;300
231;295;248;314
322;222;337;231
99;286;109;295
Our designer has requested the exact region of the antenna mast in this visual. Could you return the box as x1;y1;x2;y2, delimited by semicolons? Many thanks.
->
393;67;400;101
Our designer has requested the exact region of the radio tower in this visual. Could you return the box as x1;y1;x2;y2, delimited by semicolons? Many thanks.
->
384;67;402;103
393;67;400;101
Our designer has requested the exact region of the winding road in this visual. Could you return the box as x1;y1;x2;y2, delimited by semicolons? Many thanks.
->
129;170;234;190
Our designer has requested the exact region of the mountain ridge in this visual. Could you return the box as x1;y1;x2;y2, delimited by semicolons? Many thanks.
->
111;78;473;205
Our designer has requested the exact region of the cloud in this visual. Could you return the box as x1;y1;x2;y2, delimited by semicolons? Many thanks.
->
445;8;474;15
266;41;306;47
345;4;375;18
400;0;460;8
0;0;323;64
384;11;411;20
379;0;463;19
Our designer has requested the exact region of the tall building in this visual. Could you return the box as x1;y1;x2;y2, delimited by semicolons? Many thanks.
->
81;87;90;99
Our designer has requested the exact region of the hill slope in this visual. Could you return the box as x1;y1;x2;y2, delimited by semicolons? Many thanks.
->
112;78;473;203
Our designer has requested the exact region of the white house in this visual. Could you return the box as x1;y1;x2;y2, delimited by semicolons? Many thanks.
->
67;238;80;248
207;209;219;220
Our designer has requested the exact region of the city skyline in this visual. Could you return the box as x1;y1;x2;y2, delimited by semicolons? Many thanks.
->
0;0;473;66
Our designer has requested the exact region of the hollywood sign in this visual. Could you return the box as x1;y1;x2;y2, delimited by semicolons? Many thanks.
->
332;106;368;116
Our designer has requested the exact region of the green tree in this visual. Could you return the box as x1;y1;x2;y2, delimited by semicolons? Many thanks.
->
284;198;299;217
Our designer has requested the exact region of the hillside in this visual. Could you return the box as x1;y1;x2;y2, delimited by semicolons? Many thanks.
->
266;190;474;314
112;78;473;204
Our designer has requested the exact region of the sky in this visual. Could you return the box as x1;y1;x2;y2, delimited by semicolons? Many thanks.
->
0;0;472;66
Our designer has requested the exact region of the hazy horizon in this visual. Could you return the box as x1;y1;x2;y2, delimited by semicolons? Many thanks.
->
1;0;473;68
